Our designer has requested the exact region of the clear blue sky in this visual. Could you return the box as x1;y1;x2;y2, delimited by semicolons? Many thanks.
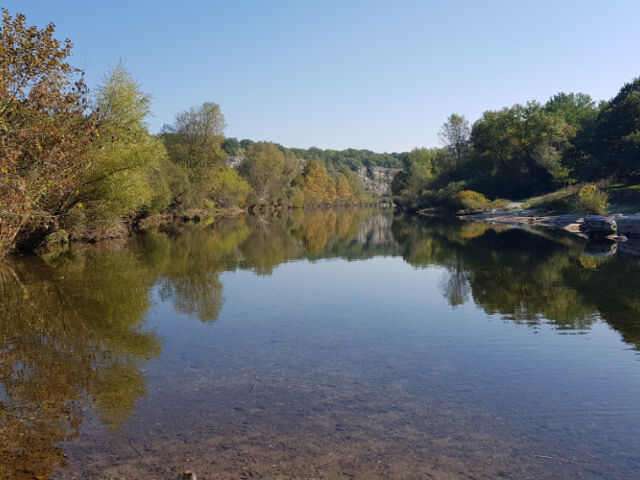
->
4;0;639;152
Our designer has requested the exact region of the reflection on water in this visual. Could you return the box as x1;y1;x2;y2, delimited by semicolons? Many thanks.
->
1;209;640;479
0;250;162;479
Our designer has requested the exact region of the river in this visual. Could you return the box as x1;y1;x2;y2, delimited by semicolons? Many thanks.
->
1;209;639;479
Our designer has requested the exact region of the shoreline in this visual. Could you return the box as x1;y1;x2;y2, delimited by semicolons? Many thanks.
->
27;204;393;256
453;209;640;256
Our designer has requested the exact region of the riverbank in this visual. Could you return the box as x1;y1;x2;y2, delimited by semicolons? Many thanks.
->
453;209;640;256
33;207;247;254
30;203;395;255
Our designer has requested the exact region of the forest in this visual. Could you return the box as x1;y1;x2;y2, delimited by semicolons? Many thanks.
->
392;86;640;213
222;139;404;170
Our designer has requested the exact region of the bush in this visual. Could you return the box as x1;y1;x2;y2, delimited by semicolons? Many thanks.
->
577;185;608;214
453;190;490;211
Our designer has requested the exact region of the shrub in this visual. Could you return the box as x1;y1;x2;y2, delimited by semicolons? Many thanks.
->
577;185;608;215
453;190;490;211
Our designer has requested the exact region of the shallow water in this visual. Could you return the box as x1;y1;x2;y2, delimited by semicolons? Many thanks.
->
1;209;640;479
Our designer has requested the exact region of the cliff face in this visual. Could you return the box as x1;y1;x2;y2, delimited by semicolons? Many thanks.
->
356;166;400;197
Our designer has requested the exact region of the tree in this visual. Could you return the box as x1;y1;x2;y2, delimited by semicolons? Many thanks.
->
299;160;336;205
239;142;298;203
586;77;640;179
208;166;252;207
438;113;471;167
221;137;241;155
544;92;598;130
469;102;574;198
390;148;439;205
71;62;169;222
161;102;227;174
0;9;99;253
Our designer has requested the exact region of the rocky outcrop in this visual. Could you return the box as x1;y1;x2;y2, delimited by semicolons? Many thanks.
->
356;166;400;197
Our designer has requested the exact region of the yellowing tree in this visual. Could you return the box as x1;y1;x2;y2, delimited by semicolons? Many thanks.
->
335;174;356;203
300;160;336;205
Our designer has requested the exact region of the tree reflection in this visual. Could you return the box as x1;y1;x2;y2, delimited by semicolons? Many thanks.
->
0;250;162;479
140;221;250;322
392;215;640;347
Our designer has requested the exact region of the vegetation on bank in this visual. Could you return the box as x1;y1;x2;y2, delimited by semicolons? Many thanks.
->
392;84;640;214
0;10;372;255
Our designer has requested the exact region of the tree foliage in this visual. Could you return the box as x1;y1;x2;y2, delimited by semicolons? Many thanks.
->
76;62;169;222
0;9;99;252
585;77;640;180
438;113;470;167
239;142;299;203
161;102;227;173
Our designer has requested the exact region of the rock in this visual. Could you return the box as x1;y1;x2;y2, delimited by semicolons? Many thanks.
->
579;216;617;237
356;166;401;196
616;215;640;239
180;472;196;480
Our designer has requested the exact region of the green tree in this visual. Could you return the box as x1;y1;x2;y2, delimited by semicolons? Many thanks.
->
72;62;169;222
391;148;440;206
239;142;299;204
544;92;599;130
438;113;471;168
208;166;252;207
586;77;640;179
222;137;241;155
161;102;227;174
469;102;574;198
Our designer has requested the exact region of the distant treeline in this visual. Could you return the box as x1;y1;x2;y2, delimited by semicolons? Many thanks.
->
0;10;372;255
222;138;404;170
392;80;640;211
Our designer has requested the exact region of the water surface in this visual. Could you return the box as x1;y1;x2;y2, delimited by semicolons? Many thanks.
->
1;209;640;479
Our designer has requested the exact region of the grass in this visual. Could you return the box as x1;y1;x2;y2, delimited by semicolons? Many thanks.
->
521;183;640;215
522;185;583;213
604;184;640;213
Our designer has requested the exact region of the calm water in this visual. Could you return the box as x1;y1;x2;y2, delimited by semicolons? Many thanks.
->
1;209;640;480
